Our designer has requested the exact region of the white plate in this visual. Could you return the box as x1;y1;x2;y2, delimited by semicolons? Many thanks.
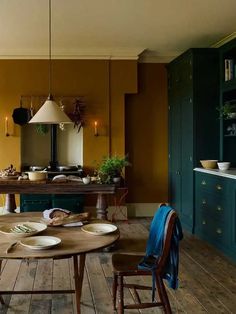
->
81;223;117;235
0;222;47;239
20;236;61;250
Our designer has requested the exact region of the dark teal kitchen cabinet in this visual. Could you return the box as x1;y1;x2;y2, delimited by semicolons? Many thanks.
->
52;194;84;212
232;185;236;255
219;38;236;166
195;170;236;261
168;49;219;233
20;194;84;213
20;194;51;212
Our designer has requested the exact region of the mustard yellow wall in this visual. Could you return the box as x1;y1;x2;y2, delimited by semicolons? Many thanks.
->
0;59;137;171
0;60;168;206
125;63;168;203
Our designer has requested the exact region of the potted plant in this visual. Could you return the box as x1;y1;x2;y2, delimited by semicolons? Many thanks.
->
217;101;236;119
98;155;130;184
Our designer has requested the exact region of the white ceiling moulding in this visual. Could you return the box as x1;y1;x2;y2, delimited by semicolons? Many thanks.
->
139;50;180;63
211;32;236;48
139;55;176;63
0;47;144;60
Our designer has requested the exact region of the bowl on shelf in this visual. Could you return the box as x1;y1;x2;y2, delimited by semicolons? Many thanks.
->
82;176;91;184
217;162;231;171
200;160;218;169
27;171;47;181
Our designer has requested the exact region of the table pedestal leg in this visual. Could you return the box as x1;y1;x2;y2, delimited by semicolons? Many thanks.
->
96;193;108;220
0;260;4;305
73;254;86;314
4;194;16;213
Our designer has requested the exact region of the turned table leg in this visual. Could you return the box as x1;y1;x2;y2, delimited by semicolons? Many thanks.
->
4;194;16;213
96;193;108;220
73;254;86;314
0;259;5;305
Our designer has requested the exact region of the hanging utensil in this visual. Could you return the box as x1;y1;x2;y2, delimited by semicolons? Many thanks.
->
12;98;31;125
30;96;34;118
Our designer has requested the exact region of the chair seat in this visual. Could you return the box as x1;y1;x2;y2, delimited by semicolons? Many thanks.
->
112;254;149;274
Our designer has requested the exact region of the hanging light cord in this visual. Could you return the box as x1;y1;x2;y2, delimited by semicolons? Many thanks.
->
48;0;52;99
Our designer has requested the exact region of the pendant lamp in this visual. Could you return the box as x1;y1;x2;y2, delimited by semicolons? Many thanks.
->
29;0;72;124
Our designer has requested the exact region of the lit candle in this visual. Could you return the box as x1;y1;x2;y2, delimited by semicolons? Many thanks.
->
5;117;9;136
94;121;98;136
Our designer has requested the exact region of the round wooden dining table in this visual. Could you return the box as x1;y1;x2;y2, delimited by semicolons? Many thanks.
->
0;212;120;314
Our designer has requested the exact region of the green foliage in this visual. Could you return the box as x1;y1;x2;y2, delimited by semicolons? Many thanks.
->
34;124;49;135
98;155;130;184
217;101;236;119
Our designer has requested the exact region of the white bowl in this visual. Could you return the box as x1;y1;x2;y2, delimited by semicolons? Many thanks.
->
27;171;47;181
217;162;231;171
82;177;91;184
113;177;121;183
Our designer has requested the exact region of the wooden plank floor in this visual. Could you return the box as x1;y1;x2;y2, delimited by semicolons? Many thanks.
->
0;218;236;314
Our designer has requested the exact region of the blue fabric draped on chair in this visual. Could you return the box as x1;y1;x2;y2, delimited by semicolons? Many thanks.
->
138;205;183;300
112;204;183;313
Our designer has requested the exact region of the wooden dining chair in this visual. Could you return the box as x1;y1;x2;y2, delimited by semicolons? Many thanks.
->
112;208;179;314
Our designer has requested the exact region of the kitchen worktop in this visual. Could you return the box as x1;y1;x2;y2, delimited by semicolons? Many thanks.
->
194;167;236;179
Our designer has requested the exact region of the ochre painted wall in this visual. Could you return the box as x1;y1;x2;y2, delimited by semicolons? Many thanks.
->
0;59;137;173
125;63;168;203
0;60;168;206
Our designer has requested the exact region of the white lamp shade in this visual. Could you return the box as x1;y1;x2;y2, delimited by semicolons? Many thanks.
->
29;99;72;124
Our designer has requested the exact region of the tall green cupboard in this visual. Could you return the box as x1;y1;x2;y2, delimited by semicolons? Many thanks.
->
167;48;219;232
219;38;236;166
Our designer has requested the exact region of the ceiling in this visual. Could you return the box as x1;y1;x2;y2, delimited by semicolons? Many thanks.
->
0;0;236;62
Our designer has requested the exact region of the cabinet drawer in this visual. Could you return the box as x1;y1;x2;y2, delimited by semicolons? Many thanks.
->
196;193;230;222
195;213;230;246
196;172;229;195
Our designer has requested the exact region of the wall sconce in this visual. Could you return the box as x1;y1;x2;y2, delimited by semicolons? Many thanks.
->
5;117;10;137
94;121;98;136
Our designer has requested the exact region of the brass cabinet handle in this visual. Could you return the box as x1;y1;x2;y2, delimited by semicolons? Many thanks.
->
202;220;206;225
216;206;223;211
202;199;207;205
216;185;222;190
216;228;222;234
201;180;206;185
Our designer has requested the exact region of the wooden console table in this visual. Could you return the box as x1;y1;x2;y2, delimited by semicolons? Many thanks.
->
0;180;116;220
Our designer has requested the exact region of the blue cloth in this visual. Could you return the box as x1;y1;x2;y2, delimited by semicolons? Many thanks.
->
138;205;183;300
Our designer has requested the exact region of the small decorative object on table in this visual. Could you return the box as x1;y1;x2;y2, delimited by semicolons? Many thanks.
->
0;164;20;179
82;176;91;184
